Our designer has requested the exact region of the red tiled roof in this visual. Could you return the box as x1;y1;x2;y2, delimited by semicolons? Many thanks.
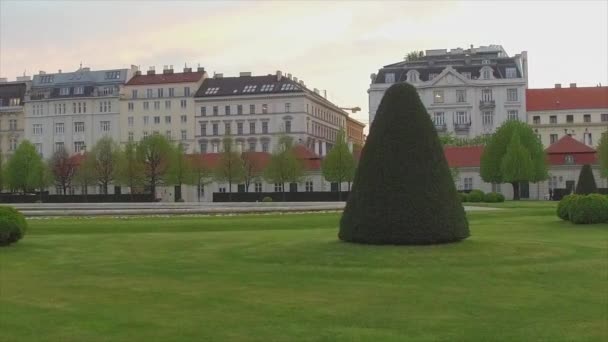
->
526;87;608;111
545;135;596;154
126;71;205;86
443;146;484;168
293;145;322;171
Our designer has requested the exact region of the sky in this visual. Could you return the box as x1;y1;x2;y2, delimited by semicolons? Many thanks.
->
1;0;607;127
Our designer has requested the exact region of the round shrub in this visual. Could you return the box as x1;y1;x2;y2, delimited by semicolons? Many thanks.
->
467;190;485;203
0;206;27;246
569;194;608;224
557;194;579;221
483;192;505;203
262;196;273;203
460;193;469;203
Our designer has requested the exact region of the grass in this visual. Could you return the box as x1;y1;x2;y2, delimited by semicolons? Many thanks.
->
1;202;607;341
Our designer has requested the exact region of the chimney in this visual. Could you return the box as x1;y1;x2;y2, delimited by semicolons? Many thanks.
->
276;70;282;81
147;66;156;75
239;72;252;77
39;70;46;75
135;70;142;76
555;83;561;88
299;80;304;86
287;73;292;80
323;90;327;99
215;73;223;79
197;66;205;73
58;69;62;74
17;76;31;81
293;77;298;83
183;67;192;73
314;88;319;94
569;83;577;88
163;66;174;74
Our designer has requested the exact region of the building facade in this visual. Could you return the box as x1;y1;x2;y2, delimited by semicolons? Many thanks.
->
369;45;528;138
0;77;29;156
527;85;608;148
24;66;136;158
119;66;207;152
193;71;365;156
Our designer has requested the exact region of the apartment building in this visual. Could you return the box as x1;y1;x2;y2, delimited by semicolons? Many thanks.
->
0;77;29;156
369;45;528;138
24;66;135;158
120;66;207;152
193;71;365;156
527;84;608;147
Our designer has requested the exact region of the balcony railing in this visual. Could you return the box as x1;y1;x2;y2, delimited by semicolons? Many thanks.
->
434;123;447;132
479;100;495;109
454;122;471;131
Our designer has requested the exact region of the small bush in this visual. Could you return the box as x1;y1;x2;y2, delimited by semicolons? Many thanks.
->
557;194;579;221
484;192;505;203
569;194;608;224
262;196;273;203
0;206;27;246
467;190;485;203
460;193;468;203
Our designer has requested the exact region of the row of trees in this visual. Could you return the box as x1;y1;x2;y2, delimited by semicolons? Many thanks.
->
0;131;359;201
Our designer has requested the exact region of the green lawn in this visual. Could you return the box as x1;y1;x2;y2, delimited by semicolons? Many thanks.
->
1;203;607;341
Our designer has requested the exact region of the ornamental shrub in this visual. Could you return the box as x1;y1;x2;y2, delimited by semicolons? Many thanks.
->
467;190;485;203
262;196;273;203
0;206;27;246
460;193;469;203
557;194;579;221
569;194;608;224
484;192;505;203
339;83;469;245
575;164;598;195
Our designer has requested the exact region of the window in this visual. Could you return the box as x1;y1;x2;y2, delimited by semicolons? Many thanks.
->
550;134;558;144
54;142;65;152
165;130;172;140
128;132;134;142
74;122;85;133
181;115;187;123
165;116;171;124
105;71;121;79
533;116;540;124
143;131;149;138
285;103;291;113
456;89;466;103
100;121;111;132
34;143;42;155
455;111;468;124
74;86;84;95
274;183;283;192
143;116;149;125
584;132;593;146
9;138;17;151
262;141;269;152
482;69;491;79
407;71;418;83
248;141;256;151
212;141;219;153
200;123;207;136
165;100;171;109
491;183;502;193
143;102;149;110
566;115;574;123
224;123;231;135
158;88;164;97
154;116;160;124
200;142;208;153
262;104;268;114
55;123;64;134
179;130;186;141
153;101;160;110
463;177;473;190
250;104;255;114
147;89;153;98
305;181;313;192
40;75;54;83
184;87;190;97
205;87;220;95
507;88;518;101
507;110;519;121
213;106;219;116
181;100;187;108
482;111;493;126
433;112;445;125
262;121;269;134
237;122;243;134
225;106;231;115
243;85;257;93
102;87;113;96
254;183;262;193
74;141;85;153
602;114;608;122
33;124;43;135
128;102;134;111
237;105;243;115
482;59;491;65
285;120;292;133
169;88;174;97
583;114;591;123
249;122;256;134
506;67;517;79
212;123;219;136
60;87;69;96
550;115;557;124
384;73;395;83
9;119;17;131
132;90;138;99
260;84;275;92
481;88;492;101
433;90;444;103
565;155;575;164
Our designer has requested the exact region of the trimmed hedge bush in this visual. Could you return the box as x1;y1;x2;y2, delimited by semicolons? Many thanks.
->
569;194;608;224
0;206;27;246
339;83;469;245
262;196;273;203
460;193;469;203
557;194;579;221
484;192;505;203
467;190;485;203
575;164;598;195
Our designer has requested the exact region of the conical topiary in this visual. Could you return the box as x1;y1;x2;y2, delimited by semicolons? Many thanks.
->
575;164;597;194
339;83;470;245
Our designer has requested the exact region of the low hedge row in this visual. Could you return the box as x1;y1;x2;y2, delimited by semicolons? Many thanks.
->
557;194;608;224
0;206;27;246
461;190;505;203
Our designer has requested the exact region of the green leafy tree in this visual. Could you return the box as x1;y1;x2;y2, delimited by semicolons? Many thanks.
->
86;137;120;195
598;131;608;179
264;135;304;201
0;153;4;193
49;148;76;195
32;162;53;201
575;164;598;194
166;143;192;201
322;130;355;200
214;137;244;201
480;120;548;200
6;141;45;194
116;141;145;199
405;50;424;61
136;134;174;198
340;83;469;245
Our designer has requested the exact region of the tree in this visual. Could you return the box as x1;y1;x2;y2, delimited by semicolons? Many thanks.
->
136;134;174;199
49;148;76;195
189;151;213;202
214;137;244;201
73;154;96;199
87;137;120;195
405;50;424;61
598;131;608;179
241;151;264;192
264;135;304;201
480;120;547;200
322;130;356;200
116;141;145;199
32;162;52;202
6;141;45;194
166;143;192;201
0;153;4;193
575;164;598;194
339;83;469;245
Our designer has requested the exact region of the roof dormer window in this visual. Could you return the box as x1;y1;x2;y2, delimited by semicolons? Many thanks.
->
481;67;493;80
59;87;70;95
564;155;575;165
384;73;395;83
74;86;84;95
506;67;517;79
406;70;419;83
482;59;491;65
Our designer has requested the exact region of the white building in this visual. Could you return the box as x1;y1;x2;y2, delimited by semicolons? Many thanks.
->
369;45;528;138
25;66;136;158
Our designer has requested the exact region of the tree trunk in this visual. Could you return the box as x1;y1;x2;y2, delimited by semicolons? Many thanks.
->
228;181;232;202
511;182;520;200
337;182;342;201
282;182;286;202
